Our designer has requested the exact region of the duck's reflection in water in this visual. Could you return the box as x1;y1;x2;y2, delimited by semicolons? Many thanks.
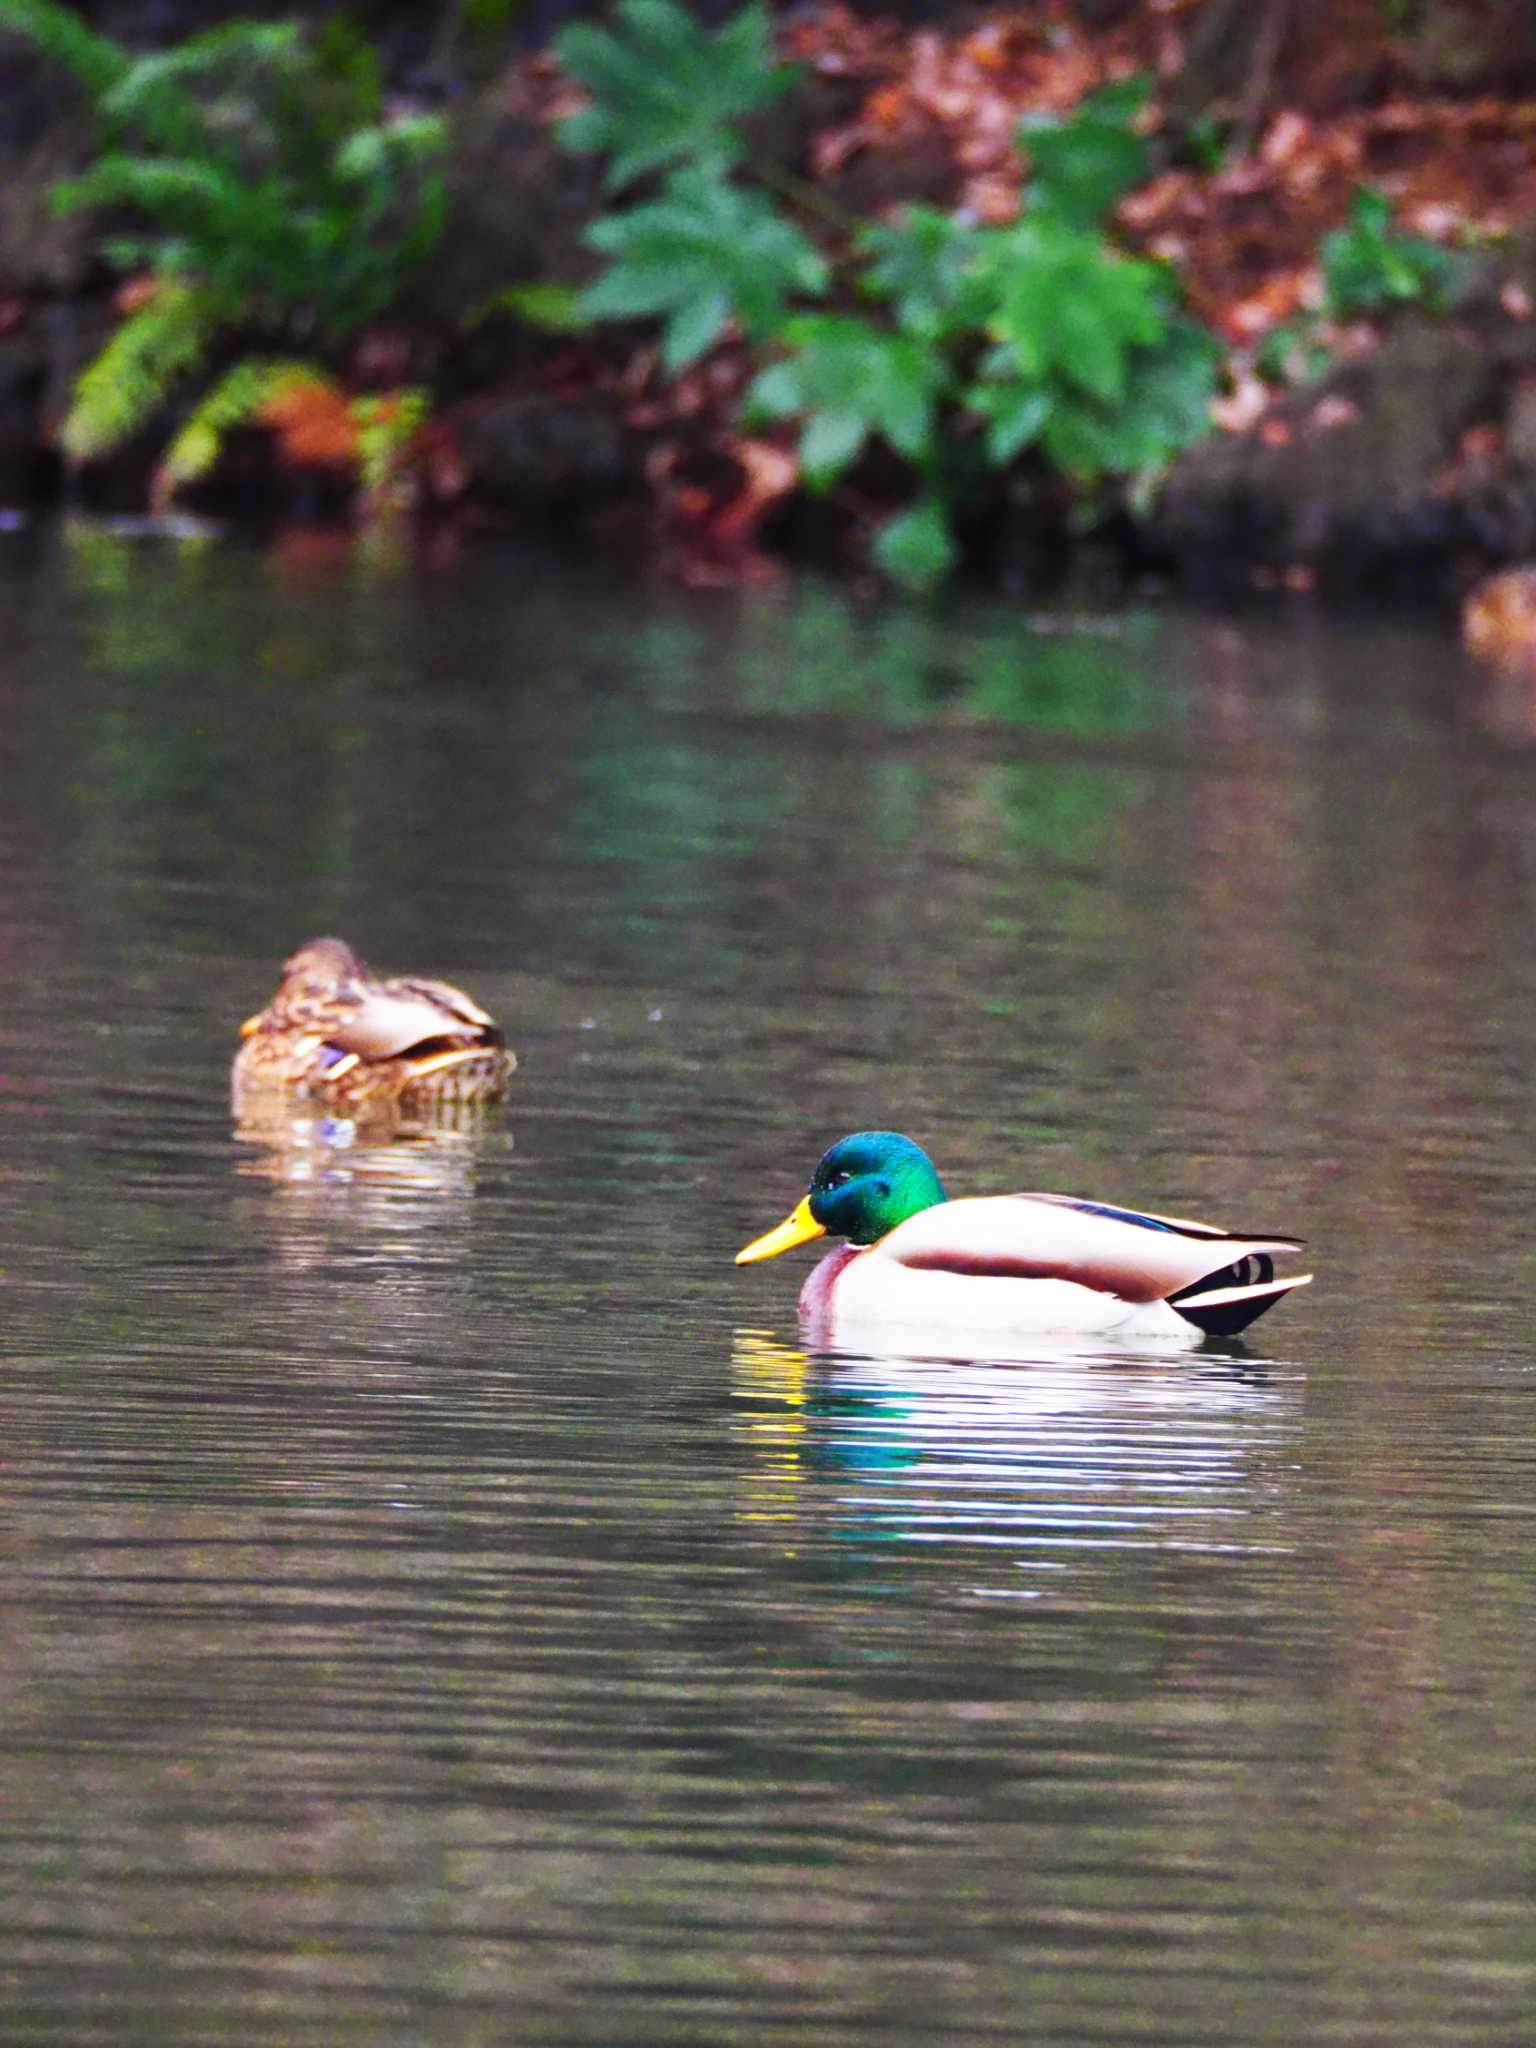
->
730;1328;1298;1574
231;1108;509;1286
234;1109;491;1194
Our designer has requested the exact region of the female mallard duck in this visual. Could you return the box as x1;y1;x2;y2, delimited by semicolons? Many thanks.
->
232;937;515;1119
737;1131;1311;1347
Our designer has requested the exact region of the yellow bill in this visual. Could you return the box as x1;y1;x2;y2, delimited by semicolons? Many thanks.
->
735;1195;826;1264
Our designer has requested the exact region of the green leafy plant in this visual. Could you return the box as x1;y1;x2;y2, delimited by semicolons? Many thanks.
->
0;0;448;472
1320;186;1457;315
351;386;431;496
558;7;1218;586
1253;186;1460;394
1019;76;1150;228
154;354;315;498
582;168;827;371
60;279;222;461
748;315;946;488
555;0;822;369
556;0;794;187
468;281;593;335
749;81;1217;584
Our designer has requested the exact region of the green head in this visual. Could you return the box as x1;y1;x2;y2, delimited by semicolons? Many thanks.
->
736;1130;948;1263
809;1131;947;1243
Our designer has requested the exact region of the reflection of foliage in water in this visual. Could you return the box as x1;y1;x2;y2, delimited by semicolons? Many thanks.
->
56;522;376;944
549;582;1179;980
980;758;1140;860
614;583;1179;734
542;710;1138;984
544;709;797;982
44;533;1177;990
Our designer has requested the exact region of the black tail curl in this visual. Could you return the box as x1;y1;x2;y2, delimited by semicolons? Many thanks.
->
1169;1253;1303;1337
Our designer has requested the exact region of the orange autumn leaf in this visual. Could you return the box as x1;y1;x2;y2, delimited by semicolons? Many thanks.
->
258;376;358;469
864;82;913;130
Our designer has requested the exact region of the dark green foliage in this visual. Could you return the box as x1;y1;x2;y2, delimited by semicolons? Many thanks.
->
747;314;947;486
431;0;521;87
558;0;1219;585
979;218;1167;402
1258;185;1461;392
31;8;450;335
556;0;793;189
971;215;1216;477
750;85;1215;579
557;0;828;371
1176;112;1232;174
0;0;126;97
870;497;959;586
0;0;448;464
1019;77;1152;229
1027;321;1218;479
1254;317;1331;385
857;208;989;340
1321;186;1458;314
582;168;827;369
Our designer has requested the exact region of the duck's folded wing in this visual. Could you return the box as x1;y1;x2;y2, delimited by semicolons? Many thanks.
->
882;1193;1306;1304
327;985;496;1060
391;977;499;1031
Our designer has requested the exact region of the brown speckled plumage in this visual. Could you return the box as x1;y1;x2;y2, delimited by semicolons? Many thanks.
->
232;937;515;1119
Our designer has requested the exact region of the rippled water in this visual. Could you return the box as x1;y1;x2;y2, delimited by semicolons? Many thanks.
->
1;521;1535;2045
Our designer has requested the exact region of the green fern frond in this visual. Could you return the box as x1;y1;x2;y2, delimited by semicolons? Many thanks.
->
155;353;319;495
107;20;298;104
101;24;301;163
55;152;248;241
100;232;193;273
351;387;429;495
0;0;128;100
346;113;447;175
61;281;220;461
10;3;448;398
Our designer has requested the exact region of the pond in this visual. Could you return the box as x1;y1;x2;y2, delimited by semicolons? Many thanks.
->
1;518;1534;2046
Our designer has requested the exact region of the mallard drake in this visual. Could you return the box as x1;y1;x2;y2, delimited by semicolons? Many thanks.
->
737;1131;1311;1347
232;937;515;1119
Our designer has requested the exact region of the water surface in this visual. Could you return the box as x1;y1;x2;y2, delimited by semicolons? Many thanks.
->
0;522;1534;2045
